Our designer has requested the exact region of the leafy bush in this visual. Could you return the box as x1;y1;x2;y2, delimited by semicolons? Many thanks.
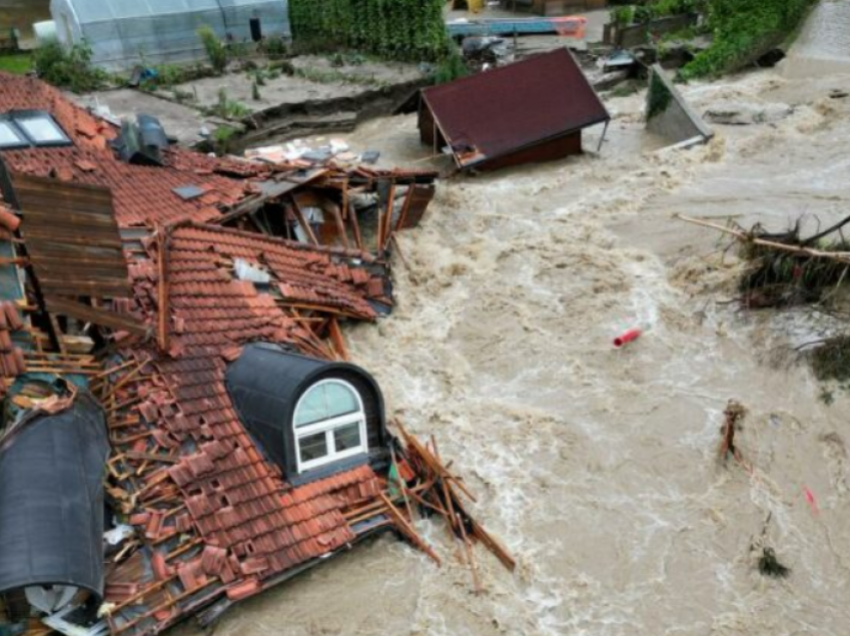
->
653;0;701;16
209;88;251;120
263;36;289;59
610;6;635;26
213;126;239;156
198;26;227;73
681;0;815;78
289;0;447;62
34;41;108;93
433;41;468;85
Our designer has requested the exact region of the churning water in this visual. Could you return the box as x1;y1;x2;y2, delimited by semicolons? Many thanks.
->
182;4;850;635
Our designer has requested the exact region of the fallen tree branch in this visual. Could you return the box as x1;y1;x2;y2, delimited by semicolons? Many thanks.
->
675;214;850;265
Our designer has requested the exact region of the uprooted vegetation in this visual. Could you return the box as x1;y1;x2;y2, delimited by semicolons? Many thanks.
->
679;214;850;310
736;220;850;310
679;214;850;384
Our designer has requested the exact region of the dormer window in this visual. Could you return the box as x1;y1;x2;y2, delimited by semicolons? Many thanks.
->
0;111;72;150
225;343;389;482
293;379;367;471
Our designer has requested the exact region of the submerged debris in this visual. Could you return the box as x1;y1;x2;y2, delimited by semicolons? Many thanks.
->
678;214;850;309
719;399;746;463
679;214;850;383
758;547;791;578
805;335;850;382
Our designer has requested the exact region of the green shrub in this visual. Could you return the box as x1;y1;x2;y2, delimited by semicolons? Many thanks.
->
213;125;239;155
209;88;251;119
34;41;108;93
263;36;289;59
646;71;673;119
610;6;635;26
198;26;227;73
653;0;700;16
289;0;447;62
433;41;468;85
681;0;815;78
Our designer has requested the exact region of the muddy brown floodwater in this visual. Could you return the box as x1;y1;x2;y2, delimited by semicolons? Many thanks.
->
179;5;850;636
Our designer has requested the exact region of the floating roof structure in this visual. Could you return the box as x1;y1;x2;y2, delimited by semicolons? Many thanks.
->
419;47;610;171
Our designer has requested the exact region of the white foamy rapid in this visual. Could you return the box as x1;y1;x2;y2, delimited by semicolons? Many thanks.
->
184;8;850;635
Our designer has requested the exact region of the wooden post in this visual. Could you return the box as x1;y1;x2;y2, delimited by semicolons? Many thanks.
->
156;230;170;353
290;197;319;246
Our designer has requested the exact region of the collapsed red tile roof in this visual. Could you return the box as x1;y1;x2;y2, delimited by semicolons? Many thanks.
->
0;72;260;227
0;73;406;634
102;223;389;634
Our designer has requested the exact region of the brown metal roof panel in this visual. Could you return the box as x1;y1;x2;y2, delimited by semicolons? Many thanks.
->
11;173;132;298
421;47;609;166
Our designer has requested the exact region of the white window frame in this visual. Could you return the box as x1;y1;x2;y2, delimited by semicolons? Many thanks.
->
293;379;368;472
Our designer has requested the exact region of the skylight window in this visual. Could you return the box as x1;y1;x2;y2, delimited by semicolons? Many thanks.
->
0;111;72;150
0;121;28;150
16;115;69;145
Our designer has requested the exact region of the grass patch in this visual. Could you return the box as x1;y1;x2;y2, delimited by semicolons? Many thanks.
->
0;53;33;75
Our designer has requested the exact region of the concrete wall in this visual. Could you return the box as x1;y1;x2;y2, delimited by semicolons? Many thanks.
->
645;64;713;146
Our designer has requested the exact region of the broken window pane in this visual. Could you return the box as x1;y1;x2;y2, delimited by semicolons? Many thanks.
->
298;431;328;463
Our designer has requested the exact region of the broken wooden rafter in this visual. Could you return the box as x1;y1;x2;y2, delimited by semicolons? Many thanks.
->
45;296;147;337
378;492;441;566
676;214;850;265
289;196;319;246
394;419;516;573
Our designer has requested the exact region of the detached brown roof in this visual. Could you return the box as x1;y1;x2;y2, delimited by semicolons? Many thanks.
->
421;48;609;168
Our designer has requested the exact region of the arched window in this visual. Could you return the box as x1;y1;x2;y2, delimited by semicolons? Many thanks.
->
293;379;367;471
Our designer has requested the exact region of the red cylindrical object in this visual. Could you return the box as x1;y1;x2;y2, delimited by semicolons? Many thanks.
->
613;328;642;348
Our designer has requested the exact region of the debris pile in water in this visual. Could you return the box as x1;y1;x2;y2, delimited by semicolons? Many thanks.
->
679;213;850;381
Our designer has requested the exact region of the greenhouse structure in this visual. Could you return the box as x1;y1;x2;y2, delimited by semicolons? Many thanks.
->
50;0;291;72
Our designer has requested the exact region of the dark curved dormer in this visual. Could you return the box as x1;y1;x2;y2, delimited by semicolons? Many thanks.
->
0;392;109;612
225;343;389;484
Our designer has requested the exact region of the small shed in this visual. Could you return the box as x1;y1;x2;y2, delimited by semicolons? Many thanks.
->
50;0;291;72
419;47;610;171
